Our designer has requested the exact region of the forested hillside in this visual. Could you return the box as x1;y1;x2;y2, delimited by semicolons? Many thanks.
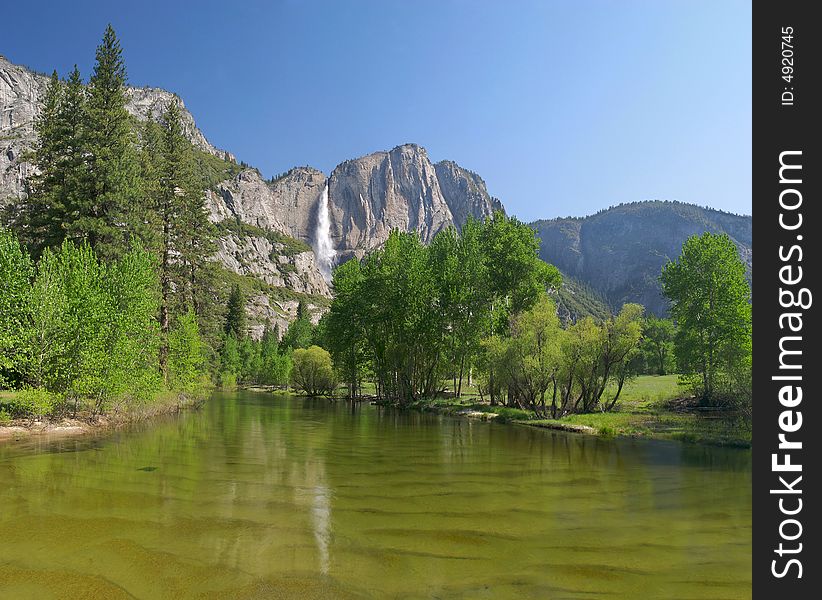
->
532;201;752;315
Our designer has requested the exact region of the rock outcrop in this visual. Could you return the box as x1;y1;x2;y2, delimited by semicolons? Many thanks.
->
0;55;47;201
214;233;329;297
326;144;502;260
208;170;289;231
434;160;504;228
327;144;452;258
125;86;234;161
267;167;328;242
208;166;327;240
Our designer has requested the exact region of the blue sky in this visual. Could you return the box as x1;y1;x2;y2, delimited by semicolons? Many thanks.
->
3;0;751;221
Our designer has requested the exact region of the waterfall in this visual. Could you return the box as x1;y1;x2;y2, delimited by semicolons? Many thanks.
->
314;183;337;281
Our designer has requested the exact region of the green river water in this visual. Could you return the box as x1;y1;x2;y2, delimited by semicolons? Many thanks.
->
0;391;751;599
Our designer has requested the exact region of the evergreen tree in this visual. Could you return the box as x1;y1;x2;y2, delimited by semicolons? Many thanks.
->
238;336;261;382
16;67;90;259
140;100;215;376
17;71;63;256
224;284;246;338
281;312;314;350
258;322;291;385
219;333;242;378
77;25;141;260
56;66;92;245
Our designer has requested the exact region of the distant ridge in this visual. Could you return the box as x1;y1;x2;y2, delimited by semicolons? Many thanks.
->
531;200;752;316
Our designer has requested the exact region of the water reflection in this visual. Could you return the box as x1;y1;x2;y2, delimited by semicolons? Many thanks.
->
0;391;752;599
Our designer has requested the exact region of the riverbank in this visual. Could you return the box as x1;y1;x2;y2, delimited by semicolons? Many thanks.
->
0;390;207;442
411;375;752;448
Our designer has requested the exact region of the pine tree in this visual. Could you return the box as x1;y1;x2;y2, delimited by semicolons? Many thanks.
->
17;66;91;260
224;284;246;338
56;66;92;245
17;71;63;257
77;24;141;260
163;101;215;317
143;100;215;376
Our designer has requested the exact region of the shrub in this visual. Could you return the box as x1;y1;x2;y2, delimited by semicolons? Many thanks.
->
219;371;237;390
7;388;60;420
491;407;533;423
0;409;11;425
290;346;336;396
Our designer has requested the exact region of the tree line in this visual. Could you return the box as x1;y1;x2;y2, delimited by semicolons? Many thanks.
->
324;215;561;406
322;222;751;418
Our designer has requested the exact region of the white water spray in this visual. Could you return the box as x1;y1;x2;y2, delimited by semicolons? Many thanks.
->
314;183;337;281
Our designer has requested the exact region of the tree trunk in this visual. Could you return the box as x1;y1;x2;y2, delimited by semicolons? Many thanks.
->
457;355;465;398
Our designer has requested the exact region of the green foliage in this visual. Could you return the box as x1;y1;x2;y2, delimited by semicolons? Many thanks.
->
257;325;292;386
167;310;206;394
219;334;242;377
77;25;142;261
325;259;368;398
487;406;533;423
290;346;336;397
483;212;562;319
3;388;61;420
13;67;91;259
216;322;292;387
0;229;33;387
555;275;613;323
281;313;314;351
660;232;752;406
193;150;243;189
639;317;676;375
481;294;564;417
103;242;163;407
218;371;238;390
140;100;217;378
0;409;10;425
557;303;644;414
224;284;247;338
37;241;160;412
3;234;163;415
326;213;561;406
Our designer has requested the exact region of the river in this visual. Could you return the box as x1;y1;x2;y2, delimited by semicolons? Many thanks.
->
0;391;751;599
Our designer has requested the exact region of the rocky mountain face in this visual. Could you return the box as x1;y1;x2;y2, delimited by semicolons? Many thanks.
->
326;144;502;260
0;55;46;201
207;166;328;242
207;145;504;263
531;201;753;316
